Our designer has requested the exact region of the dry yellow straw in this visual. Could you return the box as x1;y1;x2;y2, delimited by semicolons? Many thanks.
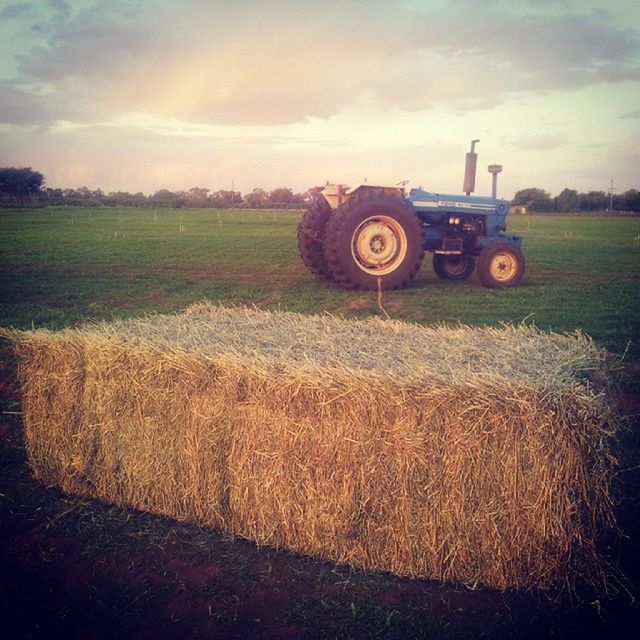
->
1;303;619;590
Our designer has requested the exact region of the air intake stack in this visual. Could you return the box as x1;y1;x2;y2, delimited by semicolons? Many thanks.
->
487;164;503;199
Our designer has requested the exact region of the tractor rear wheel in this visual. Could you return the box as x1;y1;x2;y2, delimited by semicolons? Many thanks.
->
323;193;424;290
297;197;334;282
432;254;475;280
476;242;525;288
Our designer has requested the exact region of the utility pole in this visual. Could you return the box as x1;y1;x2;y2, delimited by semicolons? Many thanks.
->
608;179;614;214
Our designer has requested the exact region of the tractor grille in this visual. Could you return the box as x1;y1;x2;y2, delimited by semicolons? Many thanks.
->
436;238;464;254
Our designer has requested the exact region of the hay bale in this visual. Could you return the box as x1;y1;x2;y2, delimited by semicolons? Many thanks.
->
2;304;619;590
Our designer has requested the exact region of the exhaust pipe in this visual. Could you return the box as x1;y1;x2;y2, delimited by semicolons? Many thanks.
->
463;139;479;196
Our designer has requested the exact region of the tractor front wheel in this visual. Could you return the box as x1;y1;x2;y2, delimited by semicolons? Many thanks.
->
476;242;525;288
323;193;424;290
432;254;476;281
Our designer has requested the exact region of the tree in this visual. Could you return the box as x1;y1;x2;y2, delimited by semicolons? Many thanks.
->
267;187;295;207
512;187;554;212
303;186;324;204
578;191;608;212
0;167;44;206
268;187;306;208
107;191;143;207
149;189;176;206
42;187;64;205
244;188;268;209
617;189;640;212
554;188;579;213
211;190;241;208
186;187;210;206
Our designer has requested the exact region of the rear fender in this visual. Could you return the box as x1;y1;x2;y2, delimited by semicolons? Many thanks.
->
321;184;403;210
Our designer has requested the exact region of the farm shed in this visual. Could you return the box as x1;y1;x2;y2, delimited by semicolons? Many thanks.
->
3;304;620;590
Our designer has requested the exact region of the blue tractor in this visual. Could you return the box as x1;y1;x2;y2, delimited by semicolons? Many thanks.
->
298;141;525;290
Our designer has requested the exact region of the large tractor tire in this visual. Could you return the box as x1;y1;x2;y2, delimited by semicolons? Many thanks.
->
476;241;525;288
297;197;334;282
323;193;424;290
432;254;476;281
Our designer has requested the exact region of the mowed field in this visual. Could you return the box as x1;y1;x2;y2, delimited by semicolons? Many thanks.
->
1;207;639;640
1;206;639;358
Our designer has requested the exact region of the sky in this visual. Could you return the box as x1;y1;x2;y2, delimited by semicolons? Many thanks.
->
0;0;639;199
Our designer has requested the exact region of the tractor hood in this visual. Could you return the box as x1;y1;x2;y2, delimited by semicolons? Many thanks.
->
408;188;510;216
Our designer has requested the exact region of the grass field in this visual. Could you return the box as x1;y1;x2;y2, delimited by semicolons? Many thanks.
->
1;206;639;639
1;206;639;358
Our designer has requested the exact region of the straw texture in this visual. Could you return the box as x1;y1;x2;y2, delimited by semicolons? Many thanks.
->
2;304;619;590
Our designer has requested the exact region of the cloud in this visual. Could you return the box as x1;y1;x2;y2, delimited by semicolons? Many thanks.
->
620;109;640;119
593;64;640;83
1;0;639;128
0;2;33;20
0;81;70;125
605;132;640;164
511;133;570;150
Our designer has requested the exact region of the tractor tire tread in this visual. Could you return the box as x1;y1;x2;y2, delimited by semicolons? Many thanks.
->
432;254;476;281
476;241;525;288
297;198;334;282
323;193;424;291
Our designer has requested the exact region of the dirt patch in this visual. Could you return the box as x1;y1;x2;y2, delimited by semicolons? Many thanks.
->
346;296;373;310
614;362;640;419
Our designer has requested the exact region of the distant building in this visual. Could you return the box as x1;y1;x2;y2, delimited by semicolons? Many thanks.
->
510;205;527;215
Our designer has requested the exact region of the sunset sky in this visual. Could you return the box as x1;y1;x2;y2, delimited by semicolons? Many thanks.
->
1;0;639;198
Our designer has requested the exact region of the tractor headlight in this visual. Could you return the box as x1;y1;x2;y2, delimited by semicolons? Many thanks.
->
448;216;461;225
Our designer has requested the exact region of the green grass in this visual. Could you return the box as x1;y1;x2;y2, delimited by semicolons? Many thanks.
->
1;206;639;358
1;206;639;638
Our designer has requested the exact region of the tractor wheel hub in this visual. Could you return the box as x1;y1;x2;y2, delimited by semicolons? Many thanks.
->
351;216;408;275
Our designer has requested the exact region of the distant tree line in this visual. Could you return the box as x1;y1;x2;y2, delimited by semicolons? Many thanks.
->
512;187;640;213
0;167;322;209
2;167;639;213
